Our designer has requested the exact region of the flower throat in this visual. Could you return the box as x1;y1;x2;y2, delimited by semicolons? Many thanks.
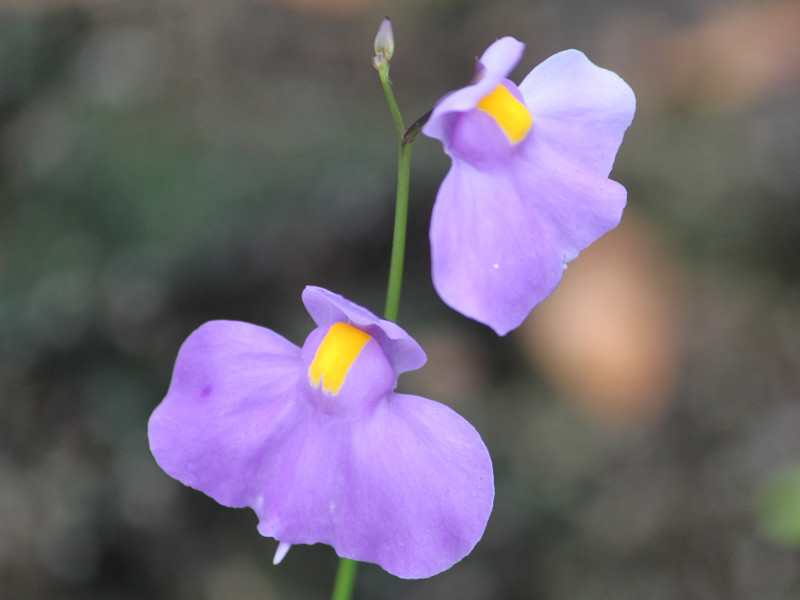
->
309;322;371;395
477;84;532;144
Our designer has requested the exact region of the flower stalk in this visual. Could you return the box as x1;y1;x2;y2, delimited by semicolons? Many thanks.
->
329;18;416;598
331;558;358;600
373;19;416;323
384;137;413;323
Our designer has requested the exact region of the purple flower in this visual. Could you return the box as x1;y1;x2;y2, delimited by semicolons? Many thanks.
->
148;286;494;579
422;37;636;335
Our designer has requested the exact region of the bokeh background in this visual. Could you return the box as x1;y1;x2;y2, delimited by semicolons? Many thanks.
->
3;0;800;598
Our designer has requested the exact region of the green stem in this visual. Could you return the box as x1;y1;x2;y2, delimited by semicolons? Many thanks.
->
331;558;358;600
328;48;417;600
377;64;415;322
384;140;413;322
378;66;405;143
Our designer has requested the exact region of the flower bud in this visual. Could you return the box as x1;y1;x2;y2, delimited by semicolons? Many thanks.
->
373;17;394;67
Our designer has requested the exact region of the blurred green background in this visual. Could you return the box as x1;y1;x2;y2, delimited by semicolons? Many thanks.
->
2;0;800;598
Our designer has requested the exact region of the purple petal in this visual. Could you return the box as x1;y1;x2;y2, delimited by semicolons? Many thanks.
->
148;320;301;507
519;49;636;176
478;36;525;76
254;392;494;579
430;138;626;335
302;286;426;376
422;37;524;146
516;131;628;263
430;161;562;336
149;297;494;579
424;43;634;335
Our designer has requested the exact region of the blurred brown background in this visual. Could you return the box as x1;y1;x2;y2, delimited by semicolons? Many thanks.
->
2;0;800;598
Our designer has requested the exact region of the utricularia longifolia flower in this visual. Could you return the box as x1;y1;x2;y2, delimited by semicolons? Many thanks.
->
422;37;636;336
148;286;494;579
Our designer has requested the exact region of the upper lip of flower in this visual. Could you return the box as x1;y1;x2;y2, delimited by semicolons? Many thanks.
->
422;36;526;143
302;285;427;376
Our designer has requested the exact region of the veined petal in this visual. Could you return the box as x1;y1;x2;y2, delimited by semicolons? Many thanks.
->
519;49;636;176
430;135;627;335
430;161;562;336
254;392;494;579
424;40;634;335
149;289;495;579
148;320;301;507
514;131;628;263
302;286;426;376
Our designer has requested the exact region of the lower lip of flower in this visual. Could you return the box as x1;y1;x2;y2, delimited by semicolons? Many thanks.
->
476;83;533;144
308;322;372;395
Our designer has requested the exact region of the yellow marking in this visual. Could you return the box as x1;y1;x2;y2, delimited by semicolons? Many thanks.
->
476;84;533;144
309;322;371;395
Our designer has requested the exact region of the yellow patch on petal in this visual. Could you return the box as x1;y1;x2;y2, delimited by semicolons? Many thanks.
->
477;84;533;144
309;322;371;395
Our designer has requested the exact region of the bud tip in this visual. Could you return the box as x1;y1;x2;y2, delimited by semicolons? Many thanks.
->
373;17;394;66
